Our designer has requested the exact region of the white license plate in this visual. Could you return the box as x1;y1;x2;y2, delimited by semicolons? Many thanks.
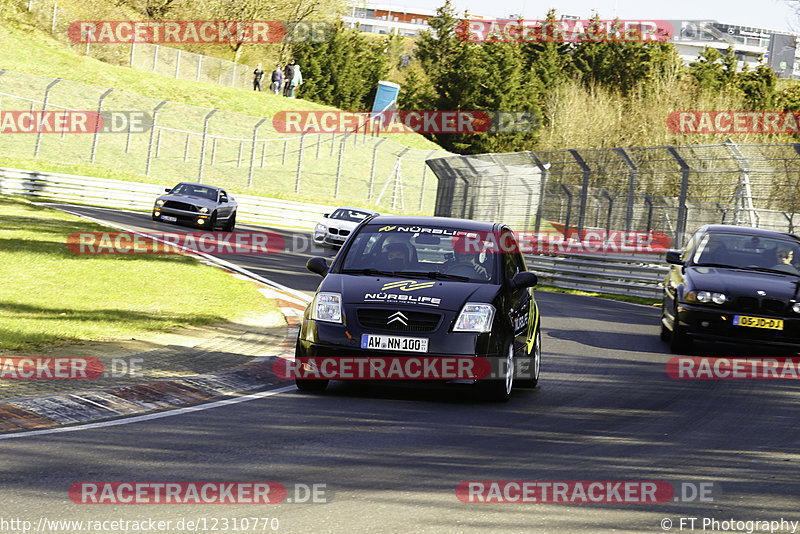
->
361;334;428;352
162;215;177;222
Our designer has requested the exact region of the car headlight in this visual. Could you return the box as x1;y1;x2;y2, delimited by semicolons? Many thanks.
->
792;302;800;314
199;207;209;214
315;223;326;231
155;200;164;206
453;303;495;333
312;292;343;324
686;290;727;305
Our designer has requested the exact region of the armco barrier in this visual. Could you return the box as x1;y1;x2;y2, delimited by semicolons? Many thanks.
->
0;165;669;297
0;166;330;229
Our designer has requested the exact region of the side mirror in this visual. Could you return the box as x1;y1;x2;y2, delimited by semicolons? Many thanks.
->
665;250;684;265
164;188;171;193
322;213;330;218
510;271;538;291
306;257;329;276
220;197;227;203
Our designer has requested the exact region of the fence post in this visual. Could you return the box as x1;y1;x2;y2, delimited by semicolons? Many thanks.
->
183;133;191;162
330;132;336;157
282;140;288;165
155;130;162;158
260;143;266;167
196;55;202;81
129;39;135;67
560;184;573;237
34;78;61;157
145;100;167;176
90;88;113;163
418;150;438;212
614;148;637;233
569;149;591;235
237;141;243;168
211;138;218;165
198;109;218;182
315;133;322;159
51;3;57;34
248;118;267;187
666;146;690;247
152;44;159;73
369;138;387;202
85;27;92;55
334;137;346;198
527;151;549;234
295;130;307;193
175;50;181;78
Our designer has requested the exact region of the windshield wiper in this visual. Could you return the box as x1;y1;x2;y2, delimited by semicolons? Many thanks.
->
743;266;800;277
393;271;470;282
694;263;737;269
340;268;396;276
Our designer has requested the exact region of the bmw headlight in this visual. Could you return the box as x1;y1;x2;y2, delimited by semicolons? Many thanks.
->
155;200;165;206
792;302;800;314
453;303;495;333
686;290;727;305
199;207;209;214
312;292;343;324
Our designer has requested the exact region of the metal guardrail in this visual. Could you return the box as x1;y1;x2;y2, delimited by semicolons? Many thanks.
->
525;253;668;299
0;166;330;229
0;165;669;297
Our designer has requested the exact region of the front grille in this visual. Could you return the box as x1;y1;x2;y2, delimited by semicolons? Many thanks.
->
163;201;197;212
357;309;442;333
339;229;350;237
733;296;786;314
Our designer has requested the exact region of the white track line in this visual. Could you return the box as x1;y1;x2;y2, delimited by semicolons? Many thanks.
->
0;386;298;440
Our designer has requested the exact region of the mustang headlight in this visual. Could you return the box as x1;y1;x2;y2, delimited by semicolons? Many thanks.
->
454;303;495;333
155;200;165;206
686;290;727;305
199;207;209;213
312;292;343;324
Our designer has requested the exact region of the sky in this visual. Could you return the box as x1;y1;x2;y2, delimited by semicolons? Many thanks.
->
383;0;800;33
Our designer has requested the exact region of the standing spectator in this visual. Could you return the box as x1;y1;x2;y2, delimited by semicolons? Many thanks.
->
270;64;283;95
289;63;302;98
283;59;295;97
253;63;264;91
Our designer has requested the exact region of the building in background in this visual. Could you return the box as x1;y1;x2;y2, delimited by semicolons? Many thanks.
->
343;2;440;37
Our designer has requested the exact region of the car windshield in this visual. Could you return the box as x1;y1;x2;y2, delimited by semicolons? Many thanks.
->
692;232;800;274
330;209;372;222
339;224;499;283
170;184;218;201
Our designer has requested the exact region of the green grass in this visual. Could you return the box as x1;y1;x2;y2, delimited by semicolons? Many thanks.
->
536;284;661;306
0;195;278;352
0;7;448;213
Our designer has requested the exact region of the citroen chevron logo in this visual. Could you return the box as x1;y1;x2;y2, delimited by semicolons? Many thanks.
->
387;312;408;326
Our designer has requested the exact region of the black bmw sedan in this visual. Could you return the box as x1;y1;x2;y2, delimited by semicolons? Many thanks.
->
661;224;800;353
295;215;541;401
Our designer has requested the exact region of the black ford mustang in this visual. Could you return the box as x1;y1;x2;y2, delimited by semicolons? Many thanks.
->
153;182;237;231
661;224;800;353
295;215;542;401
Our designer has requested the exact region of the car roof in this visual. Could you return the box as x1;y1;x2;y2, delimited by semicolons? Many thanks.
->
364;215;501;231
174;182;222;191
333;207;380;214
699;224;797;240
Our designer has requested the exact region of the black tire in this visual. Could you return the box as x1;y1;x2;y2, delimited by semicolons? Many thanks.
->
516;329;541;388
295;379;329;392
485;342;514;402
152;214;160;222
208;212;217;231
659;303;671;341
669;303;692;353
222;212;236;232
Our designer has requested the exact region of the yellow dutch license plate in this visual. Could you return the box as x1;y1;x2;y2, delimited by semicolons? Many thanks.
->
733;315;784;330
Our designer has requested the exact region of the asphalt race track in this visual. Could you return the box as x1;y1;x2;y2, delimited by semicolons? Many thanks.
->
3;205;799;534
